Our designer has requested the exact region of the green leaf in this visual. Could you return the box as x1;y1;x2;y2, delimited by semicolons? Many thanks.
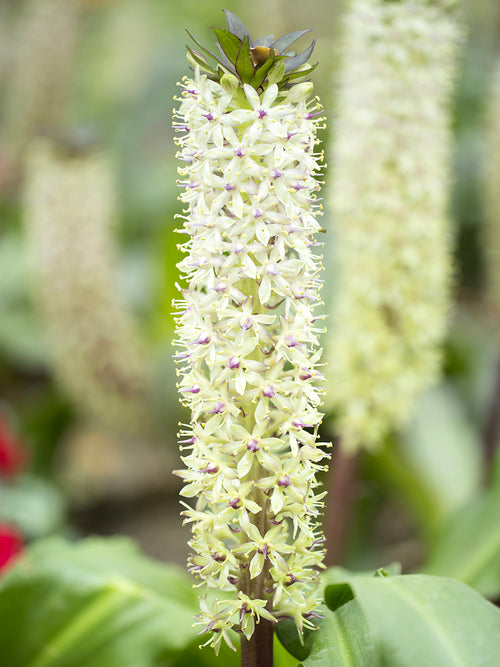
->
422;479;500;598
212;27;241;65
304;574;500;667
185;45;218;78
301;601;378;666
249;50;277;90
0;476;65;538
322;562;402;585
172;633;297;667
400;385;482;523
275;618;317;661
324;582;354;612
235;36;254;84
169;639;241;667
223;10;251;44
271;29;312;55
285;63;318;81
0;234;46;365
0;537;199;667
284;40;316;74
185;29;224;69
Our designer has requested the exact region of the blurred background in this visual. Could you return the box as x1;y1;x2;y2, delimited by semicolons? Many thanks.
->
0;0;499;577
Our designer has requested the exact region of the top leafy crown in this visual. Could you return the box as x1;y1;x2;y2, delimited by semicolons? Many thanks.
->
186;9;317;92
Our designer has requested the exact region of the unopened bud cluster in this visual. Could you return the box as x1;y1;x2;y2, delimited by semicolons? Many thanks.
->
326;0;461;452
173;67;328;651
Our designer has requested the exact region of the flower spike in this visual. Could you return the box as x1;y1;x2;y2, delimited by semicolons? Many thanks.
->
174;13;328;654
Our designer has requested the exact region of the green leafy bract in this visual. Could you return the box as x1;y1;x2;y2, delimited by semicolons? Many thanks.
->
235;35;254;84
187;10;316;92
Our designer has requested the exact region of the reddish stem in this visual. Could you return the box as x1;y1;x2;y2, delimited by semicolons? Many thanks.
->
323;440;361;567
483;356;500;484
240;619;274;667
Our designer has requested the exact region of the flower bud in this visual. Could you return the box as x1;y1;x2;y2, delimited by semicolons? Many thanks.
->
287;82;314;103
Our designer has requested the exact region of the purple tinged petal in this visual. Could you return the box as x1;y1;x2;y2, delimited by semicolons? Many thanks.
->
201;462;219;474
247;439;259;452
228;357;240;369
195;333;211;345
184;384;201;394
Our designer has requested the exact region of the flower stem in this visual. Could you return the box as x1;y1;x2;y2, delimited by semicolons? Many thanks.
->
483;356;500;485
324;440;360;567
240;619;274;667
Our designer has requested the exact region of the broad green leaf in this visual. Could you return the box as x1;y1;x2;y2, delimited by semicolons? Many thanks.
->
172;632;297;667
276;618;318;661
0;476;65;538
322;562;402;585
423;478;500;598
0;537;198;667
301;601;378;667
0;235;46;364
399;385;481;523
372;384;482;538
170;640;241;667
274;633;302;667
323;583;354;612
309;574;500;667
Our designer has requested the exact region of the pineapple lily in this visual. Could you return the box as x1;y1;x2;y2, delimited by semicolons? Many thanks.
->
326;0;461;452
173;10;328;658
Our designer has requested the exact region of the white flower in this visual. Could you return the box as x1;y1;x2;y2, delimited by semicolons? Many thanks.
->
173;66;328;649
